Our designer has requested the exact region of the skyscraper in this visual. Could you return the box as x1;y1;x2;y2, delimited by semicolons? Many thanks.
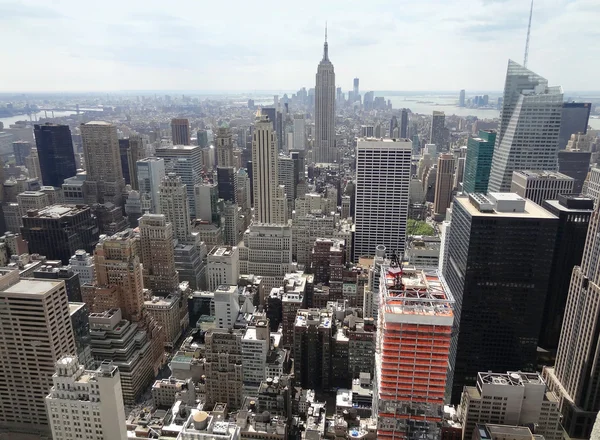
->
292;114;306;151
0;269;77;436
12;140;31;166
215;126;234;168
171;118;191;145
251;114;287;224
430;111;446;150
558;102;591;150
558;150;591;194
353;77;359;97
400;108;408;138
373;264;454;439
139;213;179;294
353;138;411;261
510;170;574;205
159;173;191;243
459;89;466;107
433;154;455;221
463;130;497;193
488;61;563;192
389;116;399;138
444;193;558;403
81;121;126;205
136;157;165;214
34;123;77;188
544;202;600;439
314;29;336;163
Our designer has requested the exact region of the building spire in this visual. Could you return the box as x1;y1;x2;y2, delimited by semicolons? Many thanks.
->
323;22;329;61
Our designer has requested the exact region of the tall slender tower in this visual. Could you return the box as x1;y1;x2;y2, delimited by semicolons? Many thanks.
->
139;213;179;294
251;113;287;224
433;154;456;221
216;126;234;168
159;173;191;243
314;26;336;164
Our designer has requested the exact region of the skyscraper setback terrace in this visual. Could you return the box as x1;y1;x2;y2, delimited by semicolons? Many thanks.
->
374;264;454;440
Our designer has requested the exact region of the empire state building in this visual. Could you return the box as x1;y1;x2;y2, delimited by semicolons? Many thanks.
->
314;27;336;164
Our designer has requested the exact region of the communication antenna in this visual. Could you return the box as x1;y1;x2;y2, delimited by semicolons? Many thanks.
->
523;0;533;68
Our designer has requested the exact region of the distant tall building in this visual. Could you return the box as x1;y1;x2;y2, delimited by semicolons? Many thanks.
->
81;121;126;205
373;265;454;439
159;173;191;243
204;329;244;409
171;118;191;145
139;214;179;294
293;114;306;151
430;111;446;151
155;145;202;218
488;60;563;192
459;89;466;107
353;138;411;261
21;204;99;264
251;114;287;224
118;136;143;189
558;150;591;195
400;108;408;138
12;140;31;166
389;116;399;138
0;270;76;436
25;148;42;180
137;157;165;214
314;30;336;163
558;102;591;150
433;154;455;221
353;78;359;97
463;130;497;194
217;166;236;203
46;355;128;440
34;123;77;188
544;201;600;439
511;170;574;205
444;193;558;403
215;126;234;168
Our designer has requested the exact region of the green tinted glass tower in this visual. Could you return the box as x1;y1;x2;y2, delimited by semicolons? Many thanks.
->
463;130;497;193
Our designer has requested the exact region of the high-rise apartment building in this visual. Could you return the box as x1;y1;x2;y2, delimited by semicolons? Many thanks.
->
431;111;446;151
155;144;202;218
488;61;563;192
215;126;234;168
159;173;191;243
558;102;591;150
444;193;558;403
354;138;411;261
433;154;456;221
540;195;594;351
137;157;165;214
81;121;126;205
544;201;600;439
46;355;128;440
458;371;562;440
204;328;244;409
463;130;497;194
34;123;77;188
241;317;270;397
171;118;191;145
294;308;333;390
207;245;240;291
0;270;76;436
293;114;306;151
511;170;574;205
373;264;453;440
21;204;99;264
314;32;336;163
139;214;179;294
252;114;287;224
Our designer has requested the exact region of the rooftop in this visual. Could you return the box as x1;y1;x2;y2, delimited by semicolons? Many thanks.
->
26;204;89;219
458;194;556;219
2;278;61;296
209;246;236;257
478;371;546;387
514;170;573;180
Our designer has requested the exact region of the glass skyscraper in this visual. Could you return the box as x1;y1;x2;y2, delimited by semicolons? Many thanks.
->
463;130;496;194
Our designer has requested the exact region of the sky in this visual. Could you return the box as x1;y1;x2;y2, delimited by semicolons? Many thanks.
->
0;0;598;93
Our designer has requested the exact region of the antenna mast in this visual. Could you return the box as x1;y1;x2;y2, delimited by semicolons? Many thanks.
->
523;0;533;67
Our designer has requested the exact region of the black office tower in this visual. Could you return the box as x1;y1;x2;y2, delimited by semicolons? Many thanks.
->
541;195;593;352
217;166;236;203
119;139;132;185
34;123;77;187
559;102;591;150
558;150;591;195
444;193;558;403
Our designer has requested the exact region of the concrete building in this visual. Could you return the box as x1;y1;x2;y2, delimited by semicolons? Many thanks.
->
0;271;77;436
405;236;441;267
204;329;244;409
431;111;446;151
373;265;453;440
17;190;50;217
146;294;185;349
139;213;179;294
222;200;239;246
584;166;600;205
137;157;165;214
444;194;558;403
160;173;192;243
25;148;42;181
293;114;306;151
46;355;128;440
33;263;82;302
62;173;87;204
216;127;234;168
207;246;240;291
81;121;126;205
21;204;99;264
488;61;563;192
511;170;574;205
314;31;336;163
69;302;93;368
354;138;411;261
175;243;206;290
433;154;456;221
459;371;562;440
69;249;96;286
171;118;191;145
241;317;271;397
252;114;287;224
558;150;591;195
195;182;219;223
293;308;333;390
214;285;240;329
12;139;31;166
155;145;202;218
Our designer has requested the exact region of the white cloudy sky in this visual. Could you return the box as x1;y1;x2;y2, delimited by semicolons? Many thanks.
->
0;0;598;92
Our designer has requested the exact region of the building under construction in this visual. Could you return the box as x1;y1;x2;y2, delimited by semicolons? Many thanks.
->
373;263;454;440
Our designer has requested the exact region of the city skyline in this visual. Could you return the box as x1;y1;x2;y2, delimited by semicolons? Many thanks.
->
1;0;598;92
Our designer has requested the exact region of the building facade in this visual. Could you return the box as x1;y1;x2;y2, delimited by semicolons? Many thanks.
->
510;170;574;205
314;32;336;164
34;123;77;188
463;130;497;194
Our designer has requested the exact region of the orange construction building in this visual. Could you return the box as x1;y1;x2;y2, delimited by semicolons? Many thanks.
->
374;264;454;440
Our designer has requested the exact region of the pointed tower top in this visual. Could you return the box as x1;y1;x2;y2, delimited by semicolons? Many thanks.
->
325;22;327;42
323;22;329;61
